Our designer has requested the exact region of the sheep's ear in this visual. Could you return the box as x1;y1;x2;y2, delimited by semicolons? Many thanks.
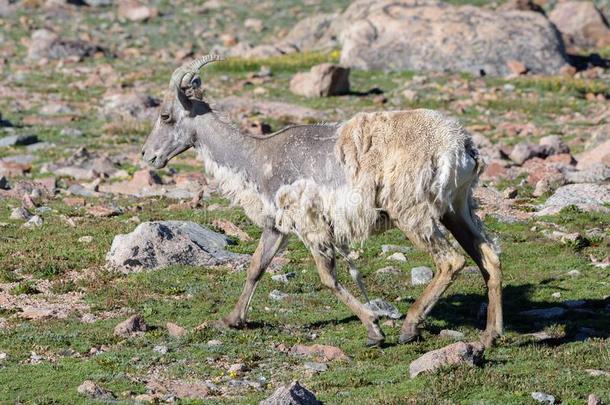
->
176;85;192;111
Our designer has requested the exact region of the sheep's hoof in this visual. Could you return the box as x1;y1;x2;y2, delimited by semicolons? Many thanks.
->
366;324;385;347
398;328;422;344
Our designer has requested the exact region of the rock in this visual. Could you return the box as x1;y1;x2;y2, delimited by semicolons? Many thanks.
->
290;64;350;98
409;341;484;378
10;207;31;220
577;140;610;169
381;244;410;254
0;176;8;190
212;219;253;241
87;205;122;218
77;380;115;400
0;134;38;148
539;135;570;156
364;298;402;319
0;160;31;177
260;381;321;405
228;362;247;376
509;142;546;165
586;369;610;378
280;13;340;52
166;322;187;338
244;18;264;32
339;1;567;75
117;0;157;22
78;236;93;243
375;266;402;276
114;315;148;337
519;307;566;319
291;344;349;362
588;394;602;405
387;252;407;262
549;1;610;48
564;164;610;184
567;269;581;277
531;391;556;404
439;329;465;340
41;147;119;180
23;215;43;228
411;266;434;286
271;272;296;283
106;221;249;272
101;91;159;121
20;307;56;320
269;289;288;301
507;59;528;76
536;184;610;216
216;97;323;122
304;361;328;373
27;29;102;61
207;339;222;346
153;345;168;354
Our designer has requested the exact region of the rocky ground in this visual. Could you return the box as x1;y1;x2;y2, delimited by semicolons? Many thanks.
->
0;0;609;403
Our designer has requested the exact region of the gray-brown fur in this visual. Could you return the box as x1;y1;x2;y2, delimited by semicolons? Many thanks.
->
141;56;503;347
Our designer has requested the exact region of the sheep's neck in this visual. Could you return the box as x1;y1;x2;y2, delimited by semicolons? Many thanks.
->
192;112;260;186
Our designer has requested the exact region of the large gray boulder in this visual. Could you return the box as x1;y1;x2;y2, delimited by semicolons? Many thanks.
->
549;1;610;48
535;183;610;216
106;221;249;272
260;381;321;405
338;0;568;75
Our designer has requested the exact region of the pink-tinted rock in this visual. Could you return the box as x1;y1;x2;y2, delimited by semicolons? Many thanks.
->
409;341;484;378
291;344;349;362
549;1;610;48
577;140;610;169
290;64;350;98
114;315;148;337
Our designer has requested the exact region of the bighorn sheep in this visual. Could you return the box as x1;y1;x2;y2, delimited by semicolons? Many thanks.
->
141;55;503;347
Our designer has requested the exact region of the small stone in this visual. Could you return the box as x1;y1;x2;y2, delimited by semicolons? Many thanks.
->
228;362;247;376
531;392;555;404
153;345;168;355
78;236;93;243
409;341;484;378
304;361;328;373
0;134;38;148
381;244;410;254
411;266;434;285
519;307;566;319
0;352;7;361
439;329;465;340
114;315;148;337
551;292;561;299
507;59;527;75
269;289;288;301
166;322;187;338
289;64;350;98
260;381;321;405
375;266;402;275
387;252;407;262
503;187;518;199
364;298;402;319
10;207;31;220
586;369;610;378
271;272;296;283
588;394;602;405
0;176;8;190
212;219;253;241
23;215;43;228
207;339;222;346
567;269;581;277
77;380;115;400
291;344;349;362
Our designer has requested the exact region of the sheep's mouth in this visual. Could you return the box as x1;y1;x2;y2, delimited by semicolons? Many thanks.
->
146;155;168;169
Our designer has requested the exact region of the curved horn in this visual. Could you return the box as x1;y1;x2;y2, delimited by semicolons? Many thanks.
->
169;54;224;90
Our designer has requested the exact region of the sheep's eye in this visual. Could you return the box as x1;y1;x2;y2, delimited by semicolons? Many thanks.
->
160;112;172;123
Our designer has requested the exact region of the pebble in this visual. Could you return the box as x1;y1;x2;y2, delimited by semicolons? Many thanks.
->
439;329;465;340
271;272;296;283
207;339;223;346
78;236;93;243
567;269;581;277
381;244;410;254
153;345;168;355
269;289;289;301
375;266;402;275
387;252;407;262
411;266;434;285
304;361;328;373
10;207;31;220
22;215;43;228
531;391;555;404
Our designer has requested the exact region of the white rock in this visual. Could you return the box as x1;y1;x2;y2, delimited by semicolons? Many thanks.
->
411;266;433;285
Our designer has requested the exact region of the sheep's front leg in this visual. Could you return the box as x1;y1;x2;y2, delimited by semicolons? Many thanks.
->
221;227;286;328
312;245;385;346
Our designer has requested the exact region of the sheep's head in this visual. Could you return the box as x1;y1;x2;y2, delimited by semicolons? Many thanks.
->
142;54;223;169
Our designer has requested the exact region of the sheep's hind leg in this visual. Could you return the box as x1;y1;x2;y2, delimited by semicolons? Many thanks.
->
396;223;466;344
220;227;286;328
312;244;384;346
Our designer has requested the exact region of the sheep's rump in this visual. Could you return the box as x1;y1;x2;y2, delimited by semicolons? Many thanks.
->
336;109;479;240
